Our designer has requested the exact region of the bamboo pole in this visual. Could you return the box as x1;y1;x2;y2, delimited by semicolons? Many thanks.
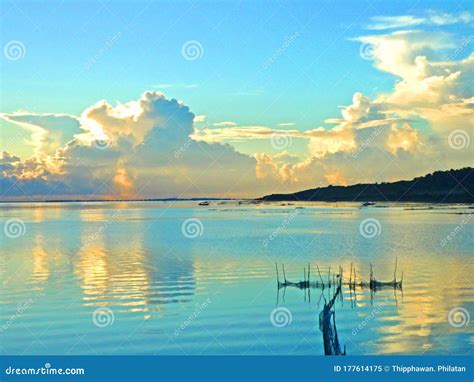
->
393;258;398;282
349;262;352;287
316;265;324;286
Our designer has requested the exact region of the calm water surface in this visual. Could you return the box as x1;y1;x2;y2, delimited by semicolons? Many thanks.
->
0;201;472;355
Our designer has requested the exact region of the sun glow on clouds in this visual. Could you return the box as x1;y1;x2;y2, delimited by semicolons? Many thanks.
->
1;12;473;199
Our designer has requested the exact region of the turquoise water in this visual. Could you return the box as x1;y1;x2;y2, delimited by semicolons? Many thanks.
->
0;201;472;355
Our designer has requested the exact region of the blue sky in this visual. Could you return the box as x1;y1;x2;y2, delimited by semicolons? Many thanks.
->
2;0;467;124
1;0;473;199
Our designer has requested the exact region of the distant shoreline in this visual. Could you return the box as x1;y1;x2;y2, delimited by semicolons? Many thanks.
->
259;167;474;204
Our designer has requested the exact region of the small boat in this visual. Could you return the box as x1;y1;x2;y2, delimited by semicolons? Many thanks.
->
198;201;209;206
361;201;376;206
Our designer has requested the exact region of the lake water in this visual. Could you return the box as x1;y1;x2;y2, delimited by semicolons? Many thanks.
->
0;201;472;355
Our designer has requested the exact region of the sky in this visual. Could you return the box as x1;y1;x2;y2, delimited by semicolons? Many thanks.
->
1;0;473;200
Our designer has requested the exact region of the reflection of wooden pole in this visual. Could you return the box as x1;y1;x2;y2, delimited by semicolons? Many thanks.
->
393;258;398;282
316;265;324;286
369;264;374;289
349;262;352;287
282;264;287;283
